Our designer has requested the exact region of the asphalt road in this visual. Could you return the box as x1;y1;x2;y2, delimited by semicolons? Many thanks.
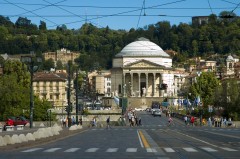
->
1;111;239;159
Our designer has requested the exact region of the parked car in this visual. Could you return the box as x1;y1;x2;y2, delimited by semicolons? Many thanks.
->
5;116;29;126
153;110;162;117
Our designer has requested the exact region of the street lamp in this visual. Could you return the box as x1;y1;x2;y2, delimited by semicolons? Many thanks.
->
21;52;42;128
197;71;203;126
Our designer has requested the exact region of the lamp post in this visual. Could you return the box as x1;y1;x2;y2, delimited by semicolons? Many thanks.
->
21;52;42;128
197;71;202;126
75;68;79;125
67;60;72;127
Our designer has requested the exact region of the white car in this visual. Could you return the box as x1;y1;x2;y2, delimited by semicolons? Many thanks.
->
135;108;144;111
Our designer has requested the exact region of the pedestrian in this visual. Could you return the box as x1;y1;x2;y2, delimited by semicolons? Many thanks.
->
79;118;82;125
190;116;195;126
184;116;187;125
168;117;173;126
138;117;142;126
72;116;76;125
208;117;212;127
106;116;110;129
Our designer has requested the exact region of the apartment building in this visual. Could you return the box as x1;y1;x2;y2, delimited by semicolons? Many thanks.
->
33;70;74;110
43;48;79;66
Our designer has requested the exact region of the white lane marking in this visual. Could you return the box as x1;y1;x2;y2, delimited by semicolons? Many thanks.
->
126;148;137;152
85;148;99;152
44;148;61;152
146;148;157;152
201;147;218;152
183;147;198;152
22;148;43;152
106;148;118;152
64;148;80;152
221;147;238;151
137;130;144;148
163;148;175;153
175;131;218;147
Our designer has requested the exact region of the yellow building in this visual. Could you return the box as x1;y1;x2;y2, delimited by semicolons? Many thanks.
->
43;48;79;66
33;70;72;110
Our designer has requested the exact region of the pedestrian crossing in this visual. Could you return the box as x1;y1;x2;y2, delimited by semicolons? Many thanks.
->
21;146;239;153
90;127;240;132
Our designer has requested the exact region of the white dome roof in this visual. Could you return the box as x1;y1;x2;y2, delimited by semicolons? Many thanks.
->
115;37;170;57
226;55;234;61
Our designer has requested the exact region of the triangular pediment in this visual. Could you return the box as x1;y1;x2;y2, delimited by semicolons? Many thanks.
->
126;59;165;68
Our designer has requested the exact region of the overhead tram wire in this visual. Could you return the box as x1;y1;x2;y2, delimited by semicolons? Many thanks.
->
208;0;214;14
136;0;145;29
3;0;59;26
0;2;236;10
49;0;187;28
7;0;67;19
43;0;104;28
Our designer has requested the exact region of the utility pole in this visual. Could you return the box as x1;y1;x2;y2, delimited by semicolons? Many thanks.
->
67;60;72;127
75;69;79;125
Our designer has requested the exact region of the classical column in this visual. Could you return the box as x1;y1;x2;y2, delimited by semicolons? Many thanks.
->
153;73;156;97
123;73;126;97
138;73;141;97
130;72;133;96
145;73;148;97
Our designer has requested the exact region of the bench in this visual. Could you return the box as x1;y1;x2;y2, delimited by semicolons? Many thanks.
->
5;125;14;131
16;125;24;130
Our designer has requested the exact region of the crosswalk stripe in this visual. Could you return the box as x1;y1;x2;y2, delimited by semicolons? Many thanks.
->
146;148;157;152
64;148;80;152
201;147;217;152
44;148;61;152
106;148;118;152
85;148;99;152
221;147;238;151
163;148;175;152
126;148;137;152
183;148;198;152
22;148;43;152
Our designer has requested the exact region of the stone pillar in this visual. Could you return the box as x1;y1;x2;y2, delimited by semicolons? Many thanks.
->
153;73;156;97
123;73;126;97
138;73;141;97
145;73;148;97
130;72;133;96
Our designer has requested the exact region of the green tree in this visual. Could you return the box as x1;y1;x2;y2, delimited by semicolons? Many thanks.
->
214;79;240;120
42;58;55;71
190;72;220;107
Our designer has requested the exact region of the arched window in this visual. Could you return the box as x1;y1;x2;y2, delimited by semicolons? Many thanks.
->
118;84;122;94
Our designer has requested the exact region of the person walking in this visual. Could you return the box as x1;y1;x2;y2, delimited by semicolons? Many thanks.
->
168;116;173;126
184;115;188;125
106;116;110;129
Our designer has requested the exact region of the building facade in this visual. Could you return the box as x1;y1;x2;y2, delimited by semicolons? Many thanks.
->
33;70;74;110
43;48;79;66
110;37;186;107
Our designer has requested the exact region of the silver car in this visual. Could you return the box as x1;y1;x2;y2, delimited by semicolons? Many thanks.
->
153;110;162;117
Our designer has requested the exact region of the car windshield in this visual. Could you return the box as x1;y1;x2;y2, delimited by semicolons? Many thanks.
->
20;116;27;120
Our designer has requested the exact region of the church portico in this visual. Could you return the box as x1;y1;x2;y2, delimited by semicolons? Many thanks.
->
111;37;177;108
122;70;165;98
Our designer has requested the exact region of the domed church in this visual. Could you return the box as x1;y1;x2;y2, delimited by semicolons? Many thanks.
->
111;37;176;107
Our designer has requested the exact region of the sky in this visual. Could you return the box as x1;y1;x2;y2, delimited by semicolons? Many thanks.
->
0;0;240;31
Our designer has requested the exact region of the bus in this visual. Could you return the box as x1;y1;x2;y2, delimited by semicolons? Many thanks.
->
151;101;161;114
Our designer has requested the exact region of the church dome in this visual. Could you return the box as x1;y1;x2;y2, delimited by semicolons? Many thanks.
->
226;55;234;61
115;37;170;57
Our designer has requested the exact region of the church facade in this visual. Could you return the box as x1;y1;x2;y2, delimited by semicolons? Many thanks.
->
111;37;180;107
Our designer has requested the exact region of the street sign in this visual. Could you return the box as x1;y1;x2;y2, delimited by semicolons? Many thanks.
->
208;106;213;113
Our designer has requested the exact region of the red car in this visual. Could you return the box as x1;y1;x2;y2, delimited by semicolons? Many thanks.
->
5;116;29;126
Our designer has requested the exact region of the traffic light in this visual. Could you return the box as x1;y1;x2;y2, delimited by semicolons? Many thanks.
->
162;84;168;90
65;106;68;112
160;83;168;90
